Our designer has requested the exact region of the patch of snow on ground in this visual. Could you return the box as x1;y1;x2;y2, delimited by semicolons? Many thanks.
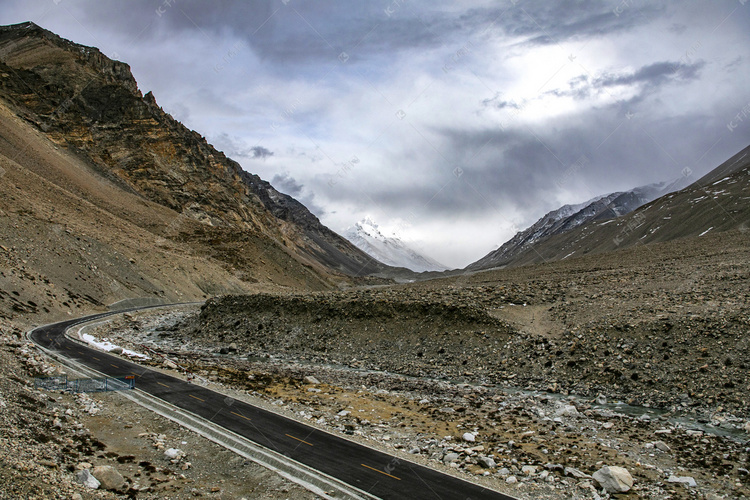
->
80;333;150;360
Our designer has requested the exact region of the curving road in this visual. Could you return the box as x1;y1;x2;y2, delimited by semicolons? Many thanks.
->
30;309;516;500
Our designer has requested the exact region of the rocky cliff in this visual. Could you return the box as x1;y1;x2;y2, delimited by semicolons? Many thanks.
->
0;22;387;285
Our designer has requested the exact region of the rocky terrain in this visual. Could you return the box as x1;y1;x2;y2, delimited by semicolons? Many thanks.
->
179;228;750;417
86;300;750;499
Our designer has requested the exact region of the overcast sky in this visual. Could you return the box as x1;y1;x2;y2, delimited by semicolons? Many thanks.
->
2;1;749;267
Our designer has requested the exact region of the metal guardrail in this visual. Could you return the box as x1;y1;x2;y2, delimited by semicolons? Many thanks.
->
35;374;135;393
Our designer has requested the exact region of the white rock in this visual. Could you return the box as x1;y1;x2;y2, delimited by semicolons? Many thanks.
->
565;467;591;479
304;376;320;385
522;465;536;475
667;476;697;487
462;432;476;443
555;405;579;417
92;465;125;491
337;410;351;417
164;448;185;460
443;453;459;464
506;476;518;484
478;457;496;469
653;441;671;453
745;421;750;433
76;469;100;489
593;466;634;493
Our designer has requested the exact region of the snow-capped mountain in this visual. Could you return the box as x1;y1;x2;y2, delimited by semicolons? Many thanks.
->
467;176;693;271
344;217;449;273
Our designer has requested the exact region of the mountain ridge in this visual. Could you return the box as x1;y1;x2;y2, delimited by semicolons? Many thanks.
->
468;176;693;271
0;21;390;284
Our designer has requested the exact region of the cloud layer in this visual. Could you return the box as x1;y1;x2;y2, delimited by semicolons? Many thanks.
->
2;0;749;267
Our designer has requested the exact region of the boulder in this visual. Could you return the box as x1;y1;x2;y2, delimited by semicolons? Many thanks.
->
164;448;185;460
477;457;496;469
443;453;460;464
92;465;125;491
653;441;671;453
667;476;697;487
565;467;591;479
75;469;100;489
462;432;476;443
593;466;633;493
304;375;321;385
521;465;536;475
554;405;579;417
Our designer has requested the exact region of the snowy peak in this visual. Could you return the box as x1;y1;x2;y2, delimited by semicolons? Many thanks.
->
345;218;449;273
467;175;692;271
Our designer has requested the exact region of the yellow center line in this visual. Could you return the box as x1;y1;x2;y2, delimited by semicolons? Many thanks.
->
92;357;100;361
285;434;313;446
110;364;119;368
361;464;401;480
156;382;170;388
230;411;252;422
189;394;205;402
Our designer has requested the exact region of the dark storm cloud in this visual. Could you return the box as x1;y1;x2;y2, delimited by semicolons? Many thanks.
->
273;173;327;216
250;146;274;159
71;0;665;67
544;60;706;103
271;173;303;197
596;60;705;88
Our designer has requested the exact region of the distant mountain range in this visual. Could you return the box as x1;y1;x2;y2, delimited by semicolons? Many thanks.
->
345;217;449;273
466;146;750;270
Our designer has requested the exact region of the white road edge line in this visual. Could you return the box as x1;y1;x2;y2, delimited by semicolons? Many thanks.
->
28;313;379;500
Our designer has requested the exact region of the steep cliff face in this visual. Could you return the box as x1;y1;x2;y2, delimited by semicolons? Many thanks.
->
0;22;387;282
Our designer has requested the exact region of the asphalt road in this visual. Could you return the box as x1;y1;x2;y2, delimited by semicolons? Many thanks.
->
30;310;516;500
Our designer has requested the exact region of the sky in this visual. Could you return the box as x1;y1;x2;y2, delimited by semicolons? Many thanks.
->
2;1;749;268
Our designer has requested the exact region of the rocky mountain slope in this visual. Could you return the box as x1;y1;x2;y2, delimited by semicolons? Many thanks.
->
0;21;388;290
344;217;449;272
468;147;749;269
